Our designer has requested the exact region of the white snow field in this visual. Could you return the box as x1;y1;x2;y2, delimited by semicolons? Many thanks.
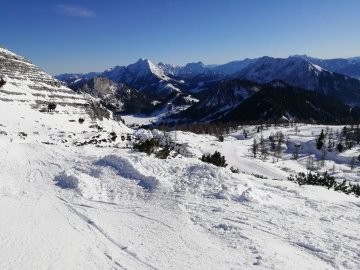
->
0;101;359;269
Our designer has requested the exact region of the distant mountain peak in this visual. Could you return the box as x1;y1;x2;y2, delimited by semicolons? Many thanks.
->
135;58;152;65
289;54;309;59
185;61;205;66
127;58;170;81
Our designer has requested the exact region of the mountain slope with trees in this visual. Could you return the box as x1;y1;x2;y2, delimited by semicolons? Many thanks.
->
225;81;360;124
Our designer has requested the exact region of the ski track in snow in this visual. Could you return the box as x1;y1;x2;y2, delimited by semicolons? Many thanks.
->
0;119;360;269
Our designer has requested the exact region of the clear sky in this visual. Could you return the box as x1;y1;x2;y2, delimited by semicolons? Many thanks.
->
2;0;360;75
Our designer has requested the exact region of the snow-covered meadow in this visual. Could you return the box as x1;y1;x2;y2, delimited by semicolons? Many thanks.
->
0;102;359;270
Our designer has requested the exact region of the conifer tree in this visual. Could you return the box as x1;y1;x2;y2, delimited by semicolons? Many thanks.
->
316;129;325;150
259;134;268;160
252;137;258;158
275;139;282;162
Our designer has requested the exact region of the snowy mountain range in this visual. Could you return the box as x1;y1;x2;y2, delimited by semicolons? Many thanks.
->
96;58;185;96
57;55;360;84
54;54;360;124
172;79;360;125
237;56;360;104
295;55;360;78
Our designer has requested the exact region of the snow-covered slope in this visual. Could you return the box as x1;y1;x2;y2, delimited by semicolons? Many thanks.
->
157;62;183;76
336;62;360;79
102;59;183;96
0;47;129;136
225;81;360;124
0;121;359;269
237;56;360;104
4;47;359;269
0;48;88;107
158;61;217;78
180;79;261;121
57;59;185;97
294;55;360;78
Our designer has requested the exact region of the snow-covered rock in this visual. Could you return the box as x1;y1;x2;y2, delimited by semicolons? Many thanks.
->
0;47;88;107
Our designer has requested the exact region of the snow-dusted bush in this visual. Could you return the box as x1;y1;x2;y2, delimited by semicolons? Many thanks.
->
230;166;240;173
133;138;160;155
109;131;117;142
200;151;228;167
18;132;27;139
133;138;173;159
134;128;153;141
155;146;171;159
288;172;360;197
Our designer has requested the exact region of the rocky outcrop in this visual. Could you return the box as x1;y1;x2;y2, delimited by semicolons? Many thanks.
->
0;48;88;106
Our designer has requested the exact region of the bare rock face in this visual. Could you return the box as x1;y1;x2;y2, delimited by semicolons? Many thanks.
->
0;48;88;107
71;76;154;114
0;77;6;88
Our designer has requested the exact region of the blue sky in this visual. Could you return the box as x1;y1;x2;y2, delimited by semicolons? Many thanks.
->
2;0;360;75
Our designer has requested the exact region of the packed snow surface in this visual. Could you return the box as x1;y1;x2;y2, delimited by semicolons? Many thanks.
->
0;103;359;269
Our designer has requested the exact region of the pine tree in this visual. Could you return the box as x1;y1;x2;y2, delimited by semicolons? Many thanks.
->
259;134;268;160
243;129;248;139
293;144;301;160
316;129;325;150
355;125;360;144
337;143;344;153
252;137;258;158
269;133;276;151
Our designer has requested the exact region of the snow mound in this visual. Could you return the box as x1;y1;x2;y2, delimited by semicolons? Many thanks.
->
54;156;158;203
236;187;272;203
167;163;238;199
96;155;159;192
127;156;258;202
